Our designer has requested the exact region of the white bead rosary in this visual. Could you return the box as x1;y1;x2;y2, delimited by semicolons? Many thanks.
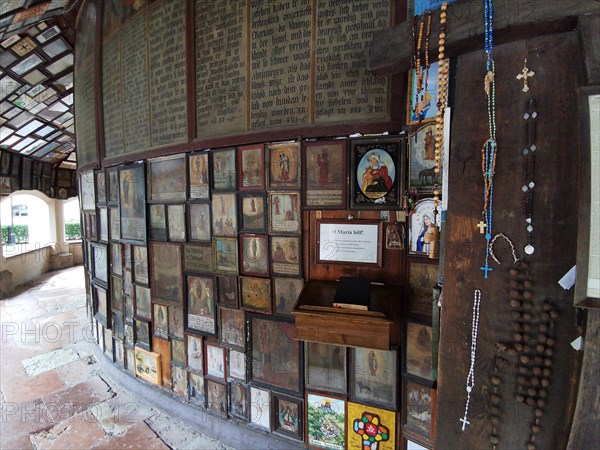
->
461;289;482;431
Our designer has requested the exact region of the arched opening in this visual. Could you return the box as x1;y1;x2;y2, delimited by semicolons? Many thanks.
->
62;197;81;241
1;192;52;256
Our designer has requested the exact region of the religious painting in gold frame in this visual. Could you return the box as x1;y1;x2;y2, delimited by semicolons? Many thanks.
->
302;140;347;209
268;142;300;189
409;123;439;196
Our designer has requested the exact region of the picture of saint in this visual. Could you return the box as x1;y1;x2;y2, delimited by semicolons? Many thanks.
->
409;124;440;195
268;142;300;188
409;199;436;254
360;150;394;198
279;152;290;180
188;276;213;318
317;150;329;185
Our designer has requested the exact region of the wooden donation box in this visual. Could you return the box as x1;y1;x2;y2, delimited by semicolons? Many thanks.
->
292;279;398;350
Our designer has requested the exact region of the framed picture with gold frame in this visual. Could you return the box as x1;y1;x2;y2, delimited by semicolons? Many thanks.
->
240;277;272;314
188;151;210;200
268;142;300;189
134;346;162;386
238;143;265;190
238;192;267;233
185;275;217;337
268;191;301;234
239;234;269;277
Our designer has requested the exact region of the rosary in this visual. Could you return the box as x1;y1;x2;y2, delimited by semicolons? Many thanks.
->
520;64;537;255
461;289;482;431
412;10;433;122
479;0;497;279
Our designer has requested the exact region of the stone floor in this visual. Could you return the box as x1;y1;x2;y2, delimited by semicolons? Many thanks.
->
0;266;235;450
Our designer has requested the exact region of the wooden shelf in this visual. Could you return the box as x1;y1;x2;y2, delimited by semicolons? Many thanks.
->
292;280;399;350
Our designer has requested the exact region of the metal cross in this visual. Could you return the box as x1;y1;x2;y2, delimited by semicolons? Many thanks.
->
460;416;471;431
516;59;535;93
477;221;487;234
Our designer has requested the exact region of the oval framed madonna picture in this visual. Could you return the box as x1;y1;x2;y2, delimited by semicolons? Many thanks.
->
350;137;404;209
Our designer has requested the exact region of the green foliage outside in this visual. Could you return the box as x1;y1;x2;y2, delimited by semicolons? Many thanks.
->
1;225;29;243
64;221;82;240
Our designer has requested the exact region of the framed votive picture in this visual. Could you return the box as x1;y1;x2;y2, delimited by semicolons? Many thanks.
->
186;275;216;336
188;151;210;200
405;322;433;382
228;381;249;421
147;154;187;202
151;243;183;306
238;144;265;190
268;142;300;189
302;140;347;209
134;347;162;386
268;191;301;234
350;347;398;410
239;234;269;277
306;392;346;450
272;393;303;442
347;402;396;450
211;147;237;191
186;334;203;374
250;387;271;431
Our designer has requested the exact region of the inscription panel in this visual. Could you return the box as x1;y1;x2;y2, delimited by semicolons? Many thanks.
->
149;0;187;147
196;0;247;138
314;0;390;122
122;11;150;153
102;33;124;158
249;0;311;129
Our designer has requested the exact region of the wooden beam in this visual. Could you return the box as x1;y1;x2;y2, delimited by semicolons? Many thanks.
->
368;0;598;75
578;15;600;85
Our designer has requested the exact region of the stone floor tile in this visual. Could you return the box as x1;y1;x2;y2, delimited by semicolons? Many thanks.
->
0;433;34;450
22;346;83;376
92;421;169;450
0;397;55;438
55;356;100;387
90;391;156;436
1;369;65;403
30;413;107;450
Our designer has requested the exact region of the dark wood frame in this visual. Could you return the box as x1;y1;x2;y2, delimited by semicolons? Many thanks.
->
211;192;238;237
186;333;204;374
93;284;109;328
168;305;185;339
213;237;239;275
91;242;108;289
268;191;301;234
106;166;119;205
170;337;187;367
349;346;399;410
188;150;211;200
250;313;302;395
306;391;346;449
134;318;151;351
270;235;302;277
349;137;404;210
170;363;188;398
272;392;304;442
302;139;348;210
187;201;212;242
228;380;250;421
408;122;438;195
167;203;187;242
216;275;239;308
575;85;600;309
183;242;214;274
148;203;167;241
239;233;270;277
152;302;169;339
405;258;438;321
404;320;434;382
249;386;271;432
185;274;217;337
316;219;383;267
134;284;151;320
132;245;149;286
95;169;107;205
188;371;206;407
211;147;237;191
204;340;227;382
108;206;121;241
238;191;267;233
227;348;248;383
110;242;122;276
305;342;347;395
150;242;183;306
238;143;265;191
218;306;246;351
240;276;272;315
273;276;304;318
98;207;109;242
147;153;187;203
402;376;435;441
118;162;147;245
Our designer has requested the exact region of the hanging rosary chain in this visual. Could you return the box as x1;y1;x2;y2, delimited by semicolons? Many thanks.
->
522;98;537;255
461;289;482;431
433;3;449;216
412;11;433;121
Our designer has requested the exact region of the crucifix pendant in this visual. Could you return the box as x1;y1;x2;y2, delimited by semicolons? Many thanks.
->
516;59;535;93
477;221;487;234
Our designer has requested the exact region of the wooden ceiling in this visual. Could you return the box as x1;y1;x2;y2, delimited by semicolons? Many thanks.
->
0;0;77;169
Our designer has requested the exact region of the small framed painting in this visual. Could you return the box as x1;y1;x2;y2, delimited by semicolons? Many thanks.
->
110;275;123;313
205;341;226;381
93;284;109;327
186;334;204;374
135;319;151;350
409;123;439;195
133;245;149;285
302;140;347;209
98;207;109;242
171;364;187;397
188;202;211;242
219;307;245;351
147;154;187;203
268;191;301;234
250;387;271;431
152;303;169;339
183;243;214;274
403;378;435;440
270;235;301;276
409;199;437;255
272;393;303;442
239;234;269;277
407;60;446;126
135;285;151;320
238;143;265;190
170;337;186;367
168;306;184;339
95;170;107;205
167;204;186;242
350;137;403;210
91;243;108;288
306;392;345;449
188;151;210;200
149;204;167;241
211;192;238;237
347;402;396;450
119;163;146;244
106;167;119;205
134;346;162;386
206;379;228;417
186;275;216;337
273;277;304;317
305;342;347;394
188;372;206;406
268;142;300;189
228;381;249;421
110;243;122;276
80;170;95;211
109;207;120;241
151;242;183;306
238;192;267;232
217;275;239;308
405;321;433;382
213;237;239;275
350;347;398;410
406;259;438;320
211;147;237;191
228;349;247;382
240;277;272;314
